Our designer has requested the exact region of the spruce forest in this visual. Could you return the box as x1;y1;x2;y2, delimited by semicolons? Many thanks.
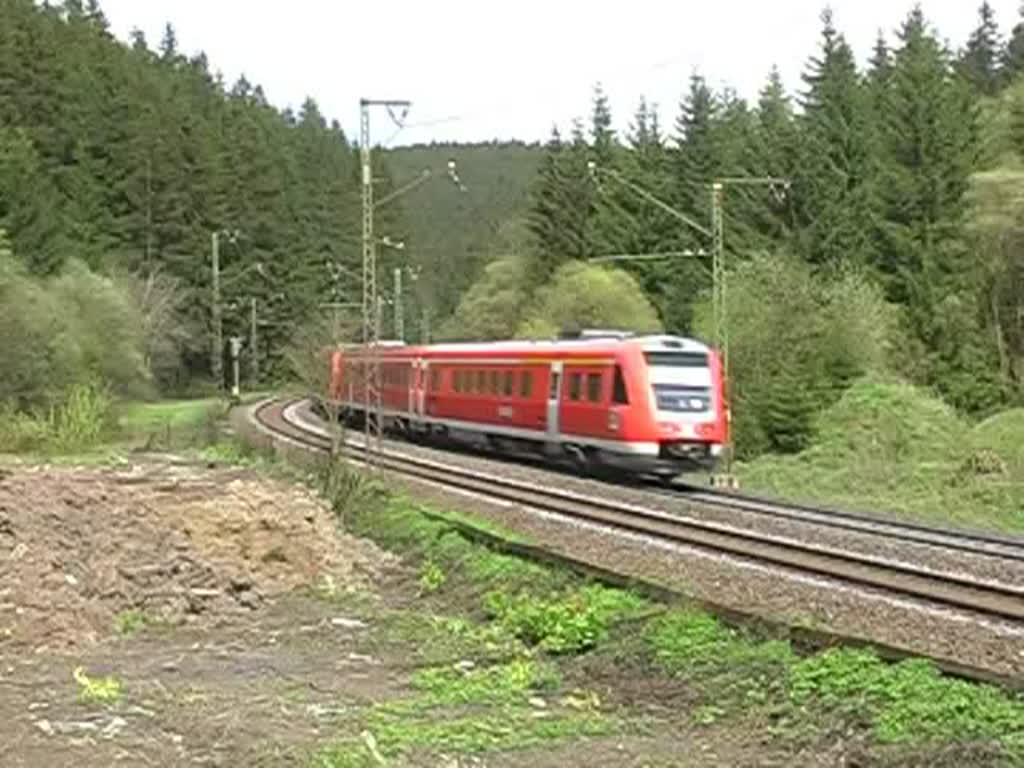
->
2;0;1024;464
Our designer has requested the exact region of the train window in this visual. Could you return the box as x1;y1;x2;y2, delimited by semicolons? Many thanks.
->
612;365;629;404
587;372;603;403
476;370;485;393
644;351;708;367
431;369;440;392
568;372;582;401
489;370;499;394
520;371;533;398
503;371;514;396
453;370;461;392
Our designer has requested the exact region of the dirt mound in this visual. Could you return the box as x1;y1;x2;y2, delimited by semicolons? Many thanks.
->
0;461;396;652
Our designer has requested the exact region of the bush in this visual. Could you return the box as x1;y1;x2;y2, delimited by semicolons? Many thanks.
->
0;403;51;452
693;252;898;458
0;251;150;413
0;382;113;454
439;255;532;341
516;261;663;339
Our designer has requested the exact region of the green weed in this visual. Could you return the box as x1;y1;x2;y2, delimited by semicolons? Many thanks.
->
417;560;446;594
73;666;122;705
789;648;1024;744
113;609;147;636
51;382;113;452
485;585;648;654
318;462;388;524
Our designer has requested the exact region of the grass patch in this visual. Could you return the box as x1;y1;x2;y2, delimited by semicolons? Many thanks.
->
646;610;1024;751
647;610;794;678
738;378;1024;533
373;612;527;665
407;658;559;707
426;507;534;545
790;648;1024;745
310;743;381;768
351;659;611;759
365;708;613;756
116;397;225;451
117;397;222;434
73;666;122;705
113;609;147;636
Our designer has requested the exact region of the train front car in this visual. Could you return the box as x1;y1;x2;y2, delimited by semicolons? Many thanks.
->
621;336;727;477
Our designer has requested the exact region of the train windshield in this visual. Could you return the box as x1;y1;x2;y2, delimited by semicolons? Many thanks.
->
645;351;712;415
652;384;711;413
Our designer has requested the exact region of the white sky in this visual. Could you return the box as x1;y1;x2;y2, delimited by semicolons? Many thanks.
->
98;0;1019;146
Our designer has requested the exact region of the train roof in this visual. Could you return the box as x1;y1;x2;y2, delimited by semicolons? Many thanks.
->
338;334;713;357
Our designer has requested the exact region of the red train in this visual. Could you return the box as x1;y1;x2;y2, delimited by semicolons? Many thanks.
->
326;331;729;478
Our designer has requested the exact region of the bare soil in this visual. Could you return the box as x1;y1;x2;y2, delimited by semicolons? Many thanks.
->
0;461;392;653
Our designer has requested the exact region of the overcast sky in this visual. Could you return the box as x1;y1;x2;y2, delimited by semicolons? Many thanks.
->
98;0;1019;146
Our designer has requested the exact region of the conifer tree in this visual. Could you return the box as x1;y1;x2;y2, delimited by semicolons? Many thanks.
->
1004;2;1024;81
674;72;718;227
792;8;880;268
879;7;977;301
590;83;615;165
867;31;893;103
745;68;798;243
527;124;592;282
0;128;67;274
958;2;1002;95
880;7;991;409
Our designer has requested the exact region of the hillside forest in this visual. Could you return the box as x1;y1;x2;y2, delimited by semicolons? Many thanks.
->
1;0;1024;464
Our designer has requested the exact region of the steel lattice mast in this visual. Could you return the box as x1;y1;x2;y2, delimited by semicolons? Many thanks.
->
360;98;410;466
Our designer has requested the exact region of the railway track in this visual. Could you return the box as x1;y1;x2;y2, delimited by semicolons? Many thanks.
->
252;397;1024;627
672;482;1024;564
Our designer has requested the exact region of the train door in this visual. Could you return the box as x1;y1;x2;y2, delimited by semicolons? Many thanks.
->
413;359;425;418
546;361;563;443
